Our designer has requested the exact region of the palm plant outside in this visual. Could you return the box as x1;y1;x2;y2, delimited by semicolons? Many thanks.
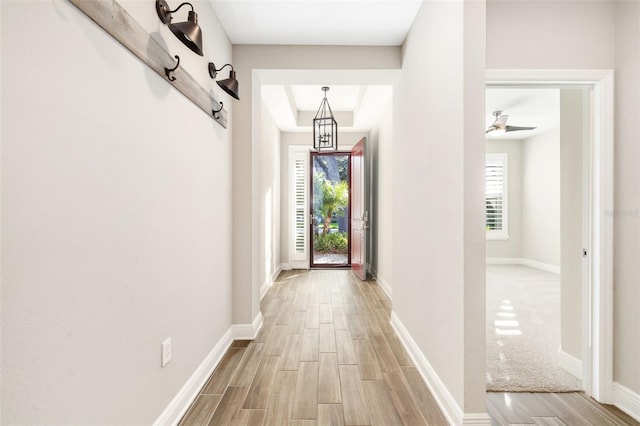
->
313;172;349;234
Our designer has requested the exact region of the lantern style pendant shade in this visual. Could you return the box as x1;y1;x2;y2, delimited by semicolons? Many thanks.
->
156;0;204;56
313;86;338;151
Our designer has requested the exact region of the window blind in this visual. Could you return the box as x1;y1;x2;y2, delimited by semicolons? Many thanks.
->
486;158;504;231
294;158;306;253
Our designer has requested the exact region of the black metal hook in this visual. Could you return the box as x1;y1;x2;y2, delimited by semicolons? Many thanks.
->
165;55;180;81
212;102;224;119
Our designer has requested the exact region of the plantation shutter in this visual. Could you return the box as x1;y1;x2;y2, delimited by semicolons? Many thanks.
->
294;158;306;253
289;147;309;264
486;153;508;239
486;160;503;229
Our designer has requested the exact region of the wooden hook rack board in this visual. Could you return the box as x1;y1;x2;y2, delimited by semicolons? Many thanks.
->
69;0;228;128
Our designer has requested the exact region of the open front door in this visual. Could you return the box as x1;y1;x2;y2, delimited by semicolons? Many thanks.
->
351;138;367;280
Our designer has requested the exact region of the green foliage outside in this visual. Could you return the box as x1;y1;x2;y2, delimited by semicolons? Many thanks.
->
314;232;348;254
313;172;349;235
312;170;349;254
314;156;349;181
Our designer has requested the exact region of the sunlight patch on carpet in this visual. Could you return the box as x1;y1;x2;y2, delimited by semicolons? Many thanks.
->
486;265;582;393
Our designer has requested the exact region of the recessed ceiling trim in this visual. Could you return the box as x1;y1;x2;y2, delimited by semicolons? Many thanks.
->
258;69;399;133
353;86;368;120
283;85;298;120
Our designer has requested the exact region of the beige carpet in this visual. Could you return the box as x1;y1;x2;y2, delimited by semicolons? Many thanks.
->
486;264;582;392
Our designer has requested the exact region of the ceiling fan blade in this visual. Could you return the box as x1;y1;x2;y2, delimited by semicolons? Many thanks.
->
486;126;497;134
505;125;537;132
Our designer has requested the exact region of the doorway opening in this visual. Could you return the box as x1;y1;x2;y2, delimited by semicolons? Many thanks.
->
484;87;584;393
485;69;614;403
310;151;351;267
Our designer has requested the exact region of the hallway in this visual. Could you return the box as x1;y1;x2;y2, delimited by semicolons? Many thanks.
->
179;269;447;425
179;270;640;425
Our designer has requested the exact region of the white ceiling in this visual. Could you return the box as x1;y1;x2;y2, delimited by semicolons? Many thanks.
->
486;88;560;140
209;1;411;132
210;1;560;138
262;85;561;137
208;0;425;46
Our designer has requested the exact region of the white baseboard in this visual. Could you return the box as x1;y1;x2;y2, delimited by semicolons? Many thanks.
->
231;311;264;340
390;312;491;425
154;311;264;425
260;266;282;300
260;282;273;300
260;281;271;300
521;258;560;274
462;413;494;425
375;274;393;300
558;349;582;379
285;260;309;270
486;257;560;274
486;257;522;265
153;328;234;426
613;382;640;422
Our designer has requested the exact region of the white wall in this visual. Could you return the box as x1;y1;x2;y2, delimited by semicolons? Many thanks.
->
521;129;560;268
488;0;640;399
1;1;233;423
487;0;615;70
369;103;393;295
486;131;563;269
486;140;523;259
394;0;486;416
560;89;586;361
613;0;640;394
258;102;281;293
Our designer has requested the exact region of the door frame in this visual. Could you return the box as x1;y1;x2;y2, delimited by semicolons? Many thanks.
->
309;150;352;268
486;69;614;403
350;137;367;280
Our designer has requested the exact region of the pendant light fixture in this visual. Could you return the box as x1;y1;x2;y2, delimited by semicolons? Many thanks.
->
313;86;338;151
156;0;204;56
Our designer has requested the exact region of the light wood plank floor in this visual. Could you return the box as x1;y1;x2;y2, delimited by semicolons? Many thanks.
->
180;269;447;425
487;392;639;425
180;269;639;426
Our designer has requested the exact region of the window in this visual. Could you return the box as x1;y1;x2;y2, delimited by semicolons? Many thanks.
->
486;153;508;240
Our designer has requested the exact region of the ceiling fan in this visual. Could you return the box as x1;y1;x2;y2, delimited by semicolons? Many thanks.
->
486;111;536;134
